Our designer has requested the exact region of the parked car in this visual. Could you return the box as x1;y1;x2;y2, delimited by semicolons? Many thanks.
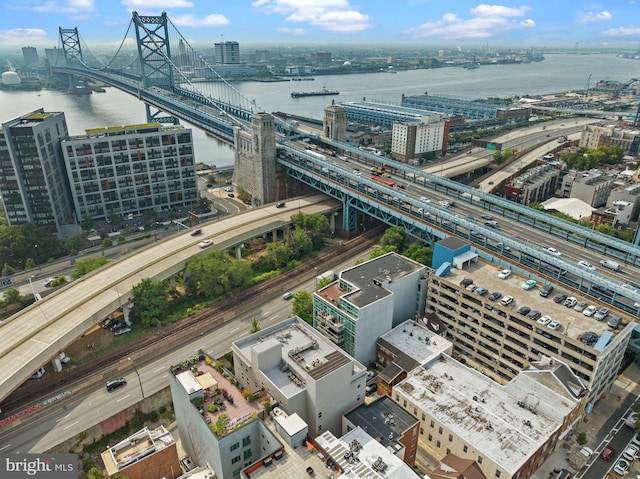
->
574;301;588;312
199;239;213;248
498;269;511;279
474;287;488;296
180;456;196;472
623;444;639;461
580;332;598;345
466;284;477;291
500;295;513;306
553;293;567;304
600;445;615;461
30;367;45;380
564;297;577;308
522;280;537;290
547;320;562;330
536;315;552;326
607;315;622;329
539;284;554;297
517;306;531;315
614;459;630;475
527;310;542;320
115;327;132;336
224;186;233;192
583;305;597;317
488;291;502;301
594;307;610;321
460;278;473;287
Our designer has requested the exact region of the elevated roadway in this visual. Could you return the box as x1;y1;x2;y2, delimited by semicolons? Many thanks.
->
0;196;338;404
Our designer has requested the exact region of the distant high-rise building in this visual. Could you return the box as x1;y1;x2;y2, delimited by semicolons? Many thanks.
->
22;46;39;65
0;109;76;236
44;47;62;66
214;41;240;65
311;51;332;68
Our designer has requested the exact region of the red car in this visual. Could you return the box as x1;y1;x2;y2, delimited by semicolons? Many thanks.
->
600;445;615;461
190;229;202;236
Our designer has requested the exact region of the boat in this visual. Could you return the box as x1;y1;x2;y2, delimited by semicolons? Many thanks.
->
291;87;339;98
464;63;480;69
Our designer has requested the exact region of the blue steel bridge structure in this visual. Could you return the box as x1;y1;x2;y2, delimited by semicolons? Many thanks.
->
53;12;640;314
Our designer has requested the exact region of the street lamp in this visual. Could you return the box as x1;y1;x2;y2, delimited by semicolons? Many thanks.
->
33;244;41;273
28;275;37;300
128;357;145;399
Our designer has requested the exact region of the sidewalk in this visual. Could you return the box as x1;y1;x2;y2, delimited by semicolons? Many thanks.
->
532;362;640;479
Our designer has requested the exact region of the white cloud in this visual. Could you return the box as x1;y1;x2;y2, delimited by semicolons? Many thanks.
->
120;0;194;8
27;0;96;14
0;28;49;45
278;27;307;36
171;14;229;28
404;3;536;40
252;0;373;34
579;11;612;23
602;25;640;37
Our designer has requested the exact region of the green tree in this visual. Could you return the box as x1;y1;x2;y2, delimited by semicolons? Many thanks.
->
291;212;331;249
102;238;114;248
73;256;109;279
131;277;170;328
3;287;21;304
250;316;261;334
184;250;251;299
380;226;409;252
198;196;212;212
211;413;229;437
288;229;313;259
1;264;14;276
266;242;291;269
403;243;433;266
315;276;334;290
292;290;313;325
25;258;36;270
107;213;122;229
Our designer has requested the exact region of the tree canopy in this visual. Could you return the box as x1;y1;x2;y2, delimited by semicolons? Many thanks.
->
184;249;251;299
131;278;170;328
292;290;313;325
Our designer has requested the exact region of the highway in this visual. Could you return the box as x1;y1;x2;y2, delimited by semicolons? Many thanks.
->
0;195;339;404
0;247;374;453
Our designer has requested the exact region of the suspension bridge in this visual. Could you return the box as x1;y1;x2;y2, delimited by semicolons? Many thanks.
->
52;11;294;144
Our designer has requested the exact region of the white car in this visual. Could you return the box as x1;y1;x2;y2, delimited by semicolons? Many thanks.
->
547;320;562;330
419;197;430;203
583;305;598;317
623;444;639;461
224;186;233;192
500;295;513;306
536;315;552;326
498;269;511;279
546;247;561;256
198;239;213;249
578;260;596;271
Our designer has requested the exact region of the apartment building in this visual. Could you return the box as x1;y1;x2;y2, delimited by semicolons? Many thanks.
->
231;316;367;436
313;252;428;366
427;237;634;407
0;109;76;236
391;116;450;162
168;353;281;479
560;169;613;207
62;123;197;221
392;354;586;479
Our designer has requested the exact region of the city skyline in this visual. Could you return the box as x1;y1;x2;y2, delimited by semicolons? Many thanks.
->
1;1;640;49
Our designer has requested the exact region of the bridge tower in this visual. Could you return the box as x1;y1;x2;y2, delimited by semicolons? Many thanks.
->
323;102;346;142
58;27;90;93
132;11;179;125
233;113;277;207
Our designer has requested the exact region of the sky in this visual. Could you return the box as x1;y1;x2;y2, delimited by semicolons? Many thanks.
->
2;0;640;49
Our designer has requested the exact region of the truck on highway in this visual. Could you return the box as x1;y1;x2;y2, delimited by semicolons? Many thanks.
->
600;259;621;272
567;447;593;470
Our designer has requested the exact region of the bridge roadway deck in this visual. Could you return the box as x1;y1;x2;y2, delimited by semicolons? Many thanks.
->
0;195;338;403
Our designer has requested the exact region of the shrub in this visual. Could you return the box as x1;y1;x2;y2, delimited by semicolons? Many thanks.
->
577;431;588;445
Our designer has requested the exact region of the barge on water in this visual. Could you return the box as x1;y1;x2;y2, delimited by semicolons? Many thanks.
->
291;87;339;98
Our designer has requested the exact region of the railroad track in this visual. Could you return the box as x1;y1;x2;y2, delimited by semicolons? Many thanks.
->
0;229;381;416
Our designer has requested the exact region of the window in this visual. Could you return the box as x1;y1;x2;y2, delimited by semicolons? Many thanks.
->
448;434;453;442
438;427;443;434
243;436;251;447
446;448;450;455
428;434;432;441
244;450;252;459
478;456;483;464
420;428;424;435
231;455;241;464
463;445;468;453
496;471;501;478
230;443;239;452
430;420;434;428
421;413;425;421
436;441;441;448
318;412;322;418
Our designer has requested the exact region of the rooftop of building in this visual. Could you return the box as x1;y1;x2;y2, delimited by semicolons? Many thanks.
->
233;317;363;398
377;319;453;369
315;426;422;479
344;396;419;450
441;258;631;344
177;466;216;479
171;354;264;435
396;354;577;475
317;252;424;309
101;426;175;475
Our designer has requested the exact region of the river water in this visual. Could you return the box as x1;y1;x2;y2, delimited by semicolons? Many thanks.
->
1;54;638;167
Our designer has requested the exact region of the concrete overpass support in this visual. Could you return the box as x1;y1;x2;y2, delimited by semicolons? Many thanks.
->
235;244;243;260
233;112;277;207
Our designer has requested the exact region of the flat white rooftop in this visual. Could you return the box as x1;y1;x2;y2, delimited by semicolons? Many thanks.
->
396;355;574;475
378;319;453;365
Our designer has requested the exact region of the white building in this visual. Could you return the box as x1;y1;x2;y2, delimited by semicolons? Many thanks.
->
392;354;586;479
391;116;450;162
313;252;428;366
232;316;367;436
